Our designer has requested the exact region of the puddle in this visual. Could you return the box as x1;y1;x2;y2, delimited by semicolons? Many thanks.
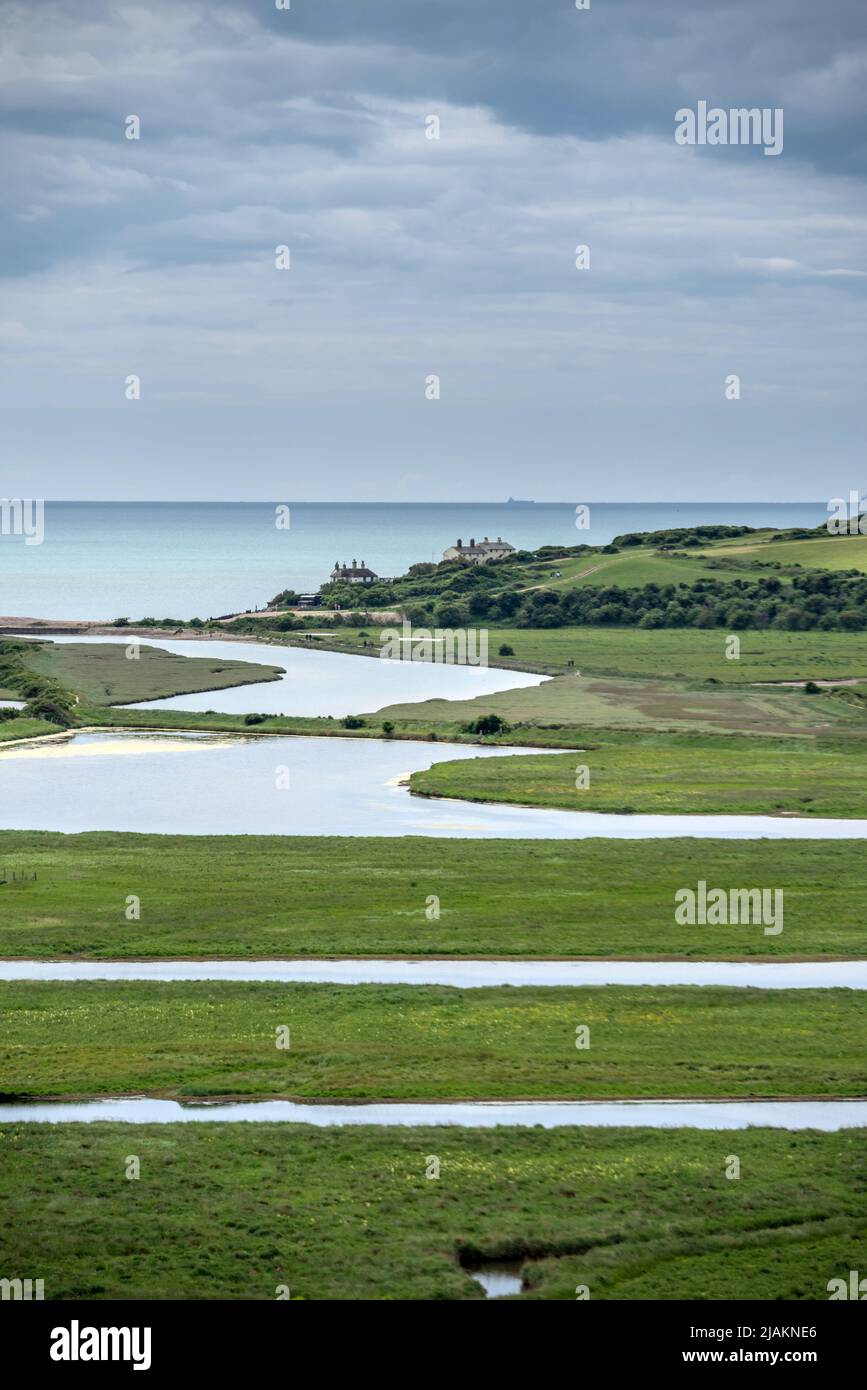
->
466;1261;524;1298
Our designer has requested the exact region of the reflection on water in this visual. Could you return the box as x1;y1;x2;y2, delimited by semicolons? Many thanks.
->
0;732;558;836
3;1098;865;1129
467;1263;524;1298
2;730;867;839
2;960;865;988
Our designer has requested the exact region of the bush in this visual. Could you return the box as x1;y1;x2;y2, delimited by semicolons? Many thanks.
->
498;644;515;656
341;716;366;729
464;713;509;736
434;600;470;628
804;681;821;695
382;721;395;736
23;697;74;727
243;713;267;725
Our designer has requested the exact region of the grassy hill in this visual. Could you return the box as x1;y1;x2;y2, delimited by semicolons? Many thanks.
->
696;532;867;573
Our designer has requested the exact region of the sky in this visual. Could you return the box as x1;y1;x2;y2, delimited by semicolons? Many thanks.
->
1;0;865;501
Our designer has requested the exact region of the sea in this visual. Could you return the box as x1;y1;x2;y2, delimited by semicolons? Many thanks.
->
0;501;827;622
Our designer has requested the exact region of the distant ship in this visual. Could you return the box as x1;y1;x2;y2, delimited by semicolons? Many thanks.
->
505;497;534;504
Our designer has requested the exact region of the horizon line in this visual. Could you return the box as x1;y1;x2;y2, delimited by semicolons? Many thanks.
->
30;498;829;507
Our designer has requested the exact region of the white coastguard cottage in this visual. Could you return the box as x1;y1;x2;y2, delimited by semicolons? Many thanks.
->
442;536;515;565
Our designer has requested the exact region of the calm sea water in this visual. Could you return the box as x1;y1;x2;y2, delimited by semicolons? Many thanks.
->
0;501;826;622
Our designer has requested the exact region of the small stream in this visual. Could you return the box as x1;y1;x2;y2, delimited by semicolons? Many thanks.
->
3;1099;865;1128
1;960;864;988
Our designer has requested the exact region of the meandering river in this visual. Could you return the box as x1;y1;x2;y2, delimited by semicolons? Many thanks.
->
2;728;866;837
22;634;545;718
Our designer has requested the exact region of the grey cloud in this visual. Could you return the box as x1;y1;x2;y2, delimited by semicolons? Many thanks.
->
0;0;864;500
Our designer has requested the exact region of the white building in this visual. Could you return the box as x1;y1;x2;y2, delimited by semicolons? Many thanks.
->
442;536;515;565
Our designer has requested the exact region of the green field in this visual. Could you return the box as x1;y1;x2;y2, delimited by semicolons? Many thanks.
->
3;982;862;1100
522;548;786;592
410;732;867;818
698;533;867;574
377;670;865;738
0;717;63;743
22;640;282;706
0;831;863;960
75;702;585;747
0;1124;863;1299
476;627;867;682
264;623;867;682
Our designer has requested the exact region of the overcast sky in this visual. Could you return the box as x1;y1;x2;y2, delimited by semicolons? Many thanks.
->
1;0;865;501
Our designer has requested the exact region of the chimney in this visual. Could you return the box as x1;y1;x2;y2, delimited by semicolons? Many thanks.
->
470;537;475;547
456;538;462;548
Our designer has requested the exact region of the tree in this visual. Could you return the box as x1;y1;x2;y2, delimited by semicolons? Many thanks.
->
435;600;470;627
465;713;509;736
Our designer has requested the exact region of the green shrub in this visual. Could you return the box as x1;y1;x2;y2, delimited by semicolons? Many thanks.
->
464;714;509;736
